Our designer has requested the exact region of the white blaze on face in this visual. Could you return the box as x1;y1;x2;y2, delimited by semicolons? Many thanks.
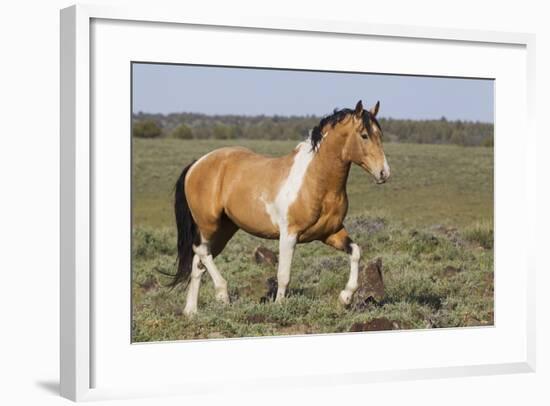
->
263;141;314;235
382;154;390;178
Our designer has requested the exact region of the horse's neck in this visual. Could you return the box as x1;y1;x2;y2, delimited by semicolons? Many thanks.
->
307;139;351;195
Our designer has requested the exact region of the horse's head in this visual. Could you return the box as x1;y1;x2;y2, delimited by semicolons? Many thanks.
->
341;100;390;184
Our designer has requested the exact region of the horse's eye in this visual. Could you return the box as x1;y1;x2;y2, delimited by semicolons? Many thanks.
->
361;133;369;140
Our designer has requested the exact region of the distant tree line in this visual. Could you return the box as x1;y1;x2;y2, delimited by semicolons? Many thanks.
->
132;112;493;147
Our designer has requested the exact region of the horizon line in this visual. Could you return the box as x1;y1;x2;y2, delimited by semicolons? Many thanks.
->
132;110;494;124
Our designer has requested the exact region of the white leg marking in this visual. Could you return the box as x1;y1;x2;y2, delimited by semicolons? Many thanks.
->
202;254;229;304
275;233;297;302
184;255;205;316
339;243;361;306
193;242;229;304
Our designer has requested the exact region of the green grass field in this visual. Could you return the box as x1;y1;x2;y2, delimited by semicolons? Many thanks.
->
132;139;494;342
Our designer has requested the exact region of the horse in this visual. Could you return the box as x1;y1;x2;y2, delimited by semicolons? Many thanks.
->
170;100;390;315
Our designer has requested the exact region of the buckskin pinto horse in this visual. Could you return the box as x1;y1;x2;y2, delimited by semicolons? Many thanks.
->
170;100;390;315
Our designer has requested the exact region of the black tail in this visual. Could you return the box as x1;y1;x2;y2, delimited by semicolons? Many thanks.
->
168;161;199;289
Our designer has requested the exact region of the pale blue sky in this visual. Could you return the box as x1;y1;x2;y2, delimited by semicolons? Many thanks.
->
132;63;494;123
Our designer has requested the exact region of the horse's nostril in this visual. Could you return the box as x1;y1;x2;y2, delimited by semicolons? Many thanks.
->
380;170;386;179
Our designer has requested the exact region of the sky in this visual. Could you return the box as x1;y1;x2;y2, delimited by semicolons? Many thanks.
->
132;63;494;123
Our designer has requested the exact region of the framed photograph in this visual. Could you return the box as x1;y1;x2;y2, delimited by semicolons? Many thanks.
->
60;4;536;401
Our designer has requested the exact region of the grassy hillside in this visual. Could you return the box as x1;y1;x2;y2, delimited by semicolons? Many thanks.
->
132;139;493;341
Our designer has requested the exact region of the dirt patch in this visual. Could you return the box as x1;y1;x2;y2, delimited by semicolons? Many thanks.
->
349;317;400;332
442;265;462;278
207;332;225;339
138;276;159;292
276;324;311;335
246;314;267;324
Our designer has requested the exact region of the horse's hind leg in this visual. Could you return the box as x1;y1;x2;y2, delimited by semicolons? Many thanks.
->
184;255;205;316
195;246;229;304
195;217;238;304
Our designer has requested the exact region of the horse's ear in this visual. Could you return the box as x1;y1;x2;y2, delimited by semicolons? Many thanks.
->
354;100;364;117
370;101;380;117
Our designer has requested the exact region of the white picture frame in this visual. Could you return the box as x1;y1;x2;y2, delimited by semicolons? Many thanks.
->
60;3;536;402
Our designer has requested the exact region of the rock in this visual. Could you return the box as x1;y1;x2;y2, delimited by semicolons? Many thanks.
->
352;257;385;310
349;317;400;332
254;246;278;267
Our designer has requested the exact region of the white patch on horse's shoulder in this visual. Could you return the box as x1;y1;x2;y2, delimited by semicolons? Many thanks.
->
283;142;314;206
260;194;278;227
263;142;314;234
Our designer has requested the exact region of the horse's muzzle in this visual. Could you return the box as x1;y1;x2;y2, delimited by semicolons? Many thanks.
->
376;168;390;184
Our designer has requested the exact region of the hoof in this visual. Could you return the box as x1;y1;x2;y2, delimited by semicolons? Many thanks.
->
339;290;353;307
183;307;197;317
215;288;230;305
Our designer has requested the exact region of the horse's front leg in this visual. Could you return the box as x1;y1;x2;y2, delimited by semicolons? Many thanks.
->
275;233;297;303
324;228;361;306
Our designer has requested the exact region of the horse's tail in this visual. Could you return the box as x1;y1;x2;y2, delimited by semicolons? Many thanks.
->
168;161;199;289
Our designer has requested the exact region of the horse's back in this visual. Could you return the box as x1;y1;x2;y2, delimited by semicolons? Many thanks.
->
187;146;275;180
184;146;256;207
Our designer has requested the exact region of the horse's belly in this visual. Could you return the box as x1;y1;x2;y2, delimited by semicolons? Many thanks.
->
224;195;280;240
298;216;343;243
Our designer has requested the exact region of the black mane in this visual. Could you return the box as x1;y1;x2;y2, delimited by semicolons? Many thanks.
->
310;107;378;151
